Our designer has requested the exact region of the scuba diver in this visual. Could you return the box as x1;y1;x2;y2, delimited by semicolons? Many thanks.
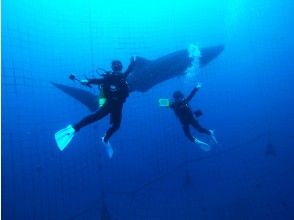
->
55;57;135;158
160;83;217;151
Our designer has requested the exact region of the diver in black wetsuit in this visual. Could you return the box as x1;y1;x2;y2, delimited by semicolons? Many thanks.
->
74;58;135;144
170;83;217;150
54;57;135;157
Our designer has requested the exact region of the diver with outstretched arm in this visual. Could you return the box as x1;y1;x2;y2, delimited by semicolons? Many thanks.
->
159;83;217;151
55;57;135;158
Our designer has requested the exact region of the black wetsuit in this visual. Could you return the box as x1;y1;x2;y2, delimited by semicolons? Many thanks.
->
74;62;134;142
170;88;210;142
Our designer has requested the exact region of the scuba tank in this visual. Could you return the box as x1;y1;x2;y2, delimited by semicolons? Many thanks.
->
96;68;109;107
98;85;106;107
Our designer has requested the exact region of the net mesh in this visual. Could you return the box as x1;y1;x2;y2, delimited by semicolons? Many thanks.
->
2;0;294;220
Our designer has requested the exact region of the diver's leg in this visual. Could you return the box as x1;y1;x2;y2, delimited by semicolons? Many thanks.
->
190;118;211;135
183;123;211;151
191;119;217;144
74;103;110;132
182;124;195;142
103;103;123;143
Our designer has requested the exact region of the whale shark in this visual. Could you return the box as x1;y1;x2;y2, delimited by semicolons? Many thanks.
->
52;45;224;111
127;45;224;92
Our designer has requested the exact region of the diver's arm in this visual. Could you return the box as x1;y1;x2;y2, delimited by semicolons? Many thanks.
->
80;78;105;86
124;56;136;77
185;88;198;103
185;83;202;103
87;78;105;85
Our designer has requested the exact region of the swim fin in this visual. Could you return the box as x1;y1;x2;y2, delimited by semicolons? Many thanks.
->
209;130;218;144
194;138;211;151
101;136;114;158
55;125;75;151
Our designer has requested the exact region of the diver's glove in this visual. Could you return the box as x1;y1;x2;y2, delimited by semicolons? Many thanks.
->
69;74;76;81
196;82;202;89
69;74;92;88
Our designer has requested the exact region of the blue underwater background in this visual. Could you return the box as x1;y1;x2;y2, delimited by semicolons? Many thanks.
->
2;0;294;219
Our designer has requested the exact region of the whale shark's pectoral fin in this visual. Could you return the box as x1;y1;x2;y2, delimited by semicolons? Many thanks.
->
51;82;98;112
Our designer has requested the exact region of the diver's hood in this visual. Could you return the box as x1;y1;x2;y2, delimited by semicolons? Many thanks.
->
173;91;184;100
111;60;123;71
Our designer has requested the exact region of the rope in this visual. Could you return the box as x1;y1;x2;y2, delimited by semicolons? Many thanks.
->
70;131;269;219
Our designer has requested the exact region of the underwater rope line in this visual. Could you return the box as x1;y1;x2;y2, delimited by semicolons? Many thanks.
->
132;132;267;194
125;132;269;219
6;75;291;219
15;77;292;219
69;131;269;220
12;77;290;219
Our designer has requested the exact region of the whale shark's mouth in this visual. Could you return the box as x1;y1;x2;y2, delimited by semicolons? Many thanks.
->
185;44;202;77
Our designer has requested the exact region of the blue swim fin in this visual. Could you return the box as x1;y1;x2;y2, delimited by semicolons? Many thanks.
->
101;136;114;158
209;130;218;144
55;125;75;151
194;138;211;151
